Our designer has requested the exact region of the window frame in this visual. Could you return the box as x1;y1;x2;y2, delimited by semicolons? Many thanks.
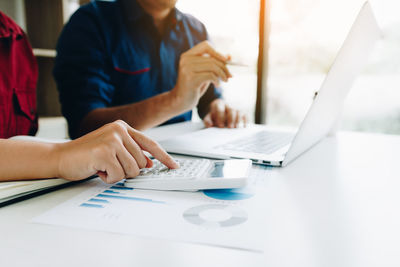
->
255;0;270;124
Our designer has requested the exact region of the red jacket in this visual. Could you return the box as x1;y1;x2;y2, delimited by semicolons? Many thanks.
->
0;11;38;138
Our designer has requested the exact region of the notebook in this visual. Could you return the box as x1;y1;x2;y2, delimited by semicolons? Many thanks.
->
0;179;71;207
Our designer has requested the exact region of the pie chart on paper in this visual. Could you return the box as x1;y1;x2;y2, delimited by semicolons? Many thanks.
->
183;204;248;228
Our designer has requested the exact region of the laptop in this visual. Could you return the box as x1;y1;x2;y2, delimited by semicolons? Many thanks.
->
160;2;381;167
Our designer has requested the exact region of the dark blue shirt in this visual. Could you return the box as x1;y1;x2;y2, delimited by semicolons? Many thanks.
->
54;0;221;138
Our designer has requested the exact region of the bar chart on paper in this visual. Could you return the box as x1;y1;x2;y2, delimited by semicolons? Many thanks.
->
33;174;270;251
79;184;165;209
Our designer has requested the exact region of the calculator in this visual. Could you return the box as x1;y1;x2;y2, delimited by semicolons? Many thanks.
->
124;159;252;191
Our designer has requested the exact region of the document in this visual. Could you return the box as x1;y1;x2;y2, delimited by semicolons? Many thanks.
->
33;165;272;251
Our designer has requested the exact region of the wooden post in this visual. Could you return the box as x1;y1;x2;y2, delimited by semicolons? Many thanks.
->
255;0;270;124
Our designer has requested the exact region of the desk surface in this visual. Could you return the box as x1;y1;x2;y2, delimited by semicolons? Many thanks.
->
1;122;400;267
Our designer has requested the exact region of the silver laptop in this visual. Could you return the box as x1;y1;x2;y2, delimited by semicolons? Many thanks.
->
160;2;381;167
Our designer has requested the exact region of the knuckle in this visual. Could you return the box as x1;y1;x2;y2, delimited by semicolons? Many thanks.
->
109;120;126;133
125;162;140;177
138;157;147;169
132;167;140;178
203;40;211;47
127;168;138;179
115;119;125;125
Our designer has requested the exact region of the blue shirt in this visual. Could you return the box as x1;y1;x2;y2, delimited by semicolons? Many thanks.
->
54;0;221;138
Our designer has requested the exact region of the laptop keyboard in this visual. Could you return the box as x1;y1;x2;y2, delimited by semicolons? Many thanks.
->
215;131;294;154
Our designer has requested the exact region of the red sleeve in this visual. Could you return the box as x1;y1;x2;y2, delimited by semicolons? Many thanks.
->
0;11;38;138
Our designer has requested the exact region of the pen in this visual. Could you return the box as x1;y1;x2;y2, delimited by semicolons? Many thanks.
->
202;53;248;67
226;61;248;67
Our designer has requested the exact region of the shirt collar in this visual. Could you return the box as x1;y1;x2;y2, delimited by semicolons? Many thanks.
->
120;0;183;24
172;8;184;24
0;11;24;38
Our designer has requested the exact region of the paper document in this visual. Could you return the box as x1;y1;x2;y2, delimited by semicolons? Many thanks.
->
33;165;272;251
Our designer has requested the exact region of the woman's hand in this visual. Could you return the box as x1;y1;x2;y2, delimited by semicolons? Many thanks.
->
55;120;179;184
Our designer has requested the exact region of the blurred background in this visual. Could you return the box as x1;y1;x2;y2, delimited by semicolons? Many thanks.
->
179;0;400;134
1;0;399;136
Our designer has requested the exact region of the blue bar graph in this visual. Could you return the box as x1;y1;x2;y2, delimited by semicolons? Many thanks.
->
103;190;122;194
110;186;133;190
88;198;109;203
80;203;104;208
96;194;164;204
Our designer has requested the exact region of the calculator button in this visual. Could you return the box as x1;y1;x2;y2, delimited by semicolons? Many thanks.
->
131;159;212;180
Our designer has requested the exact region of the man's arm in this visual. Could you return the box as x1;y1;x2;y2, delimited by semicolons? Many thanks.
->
79;41;231;136
80;90;184;135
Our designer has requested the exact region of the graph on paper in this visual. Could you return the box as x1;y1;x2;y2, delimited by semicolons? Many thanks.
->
33;163;272;252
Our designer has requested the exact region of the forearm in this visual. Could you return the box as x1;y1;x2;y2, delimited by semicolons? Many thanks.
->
79;90;186;136
0;140;60;181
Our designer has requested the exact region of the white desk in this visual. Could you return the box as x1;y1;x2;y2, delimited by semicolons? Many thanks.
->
1;122;400;267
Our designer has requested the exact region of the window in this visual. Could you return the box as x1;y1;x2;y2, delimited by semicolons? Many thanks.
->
176;0;260;122
267;0;400;134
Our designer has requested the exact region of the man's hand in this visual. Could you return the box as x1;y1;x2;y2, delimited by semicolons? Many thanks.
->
55;120;179;184
203;99;247;128
171;41;232;112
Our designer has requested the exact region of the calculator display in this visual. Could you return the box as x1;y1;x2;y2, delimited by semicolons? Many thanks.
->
209;162;225;177
209;160;250;178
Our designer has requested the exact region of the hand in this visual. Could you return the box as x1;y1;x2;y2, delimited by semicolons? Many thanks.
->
171;41;232;112
203;99;247;128
55;120;179;184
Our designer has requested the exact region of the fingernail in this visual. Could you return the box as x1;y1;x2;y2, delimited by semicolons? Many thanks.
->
173;160;180;169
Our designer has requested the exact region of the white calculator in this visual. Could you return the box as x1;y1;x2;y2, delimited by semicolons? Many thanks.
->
124;159;251;191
